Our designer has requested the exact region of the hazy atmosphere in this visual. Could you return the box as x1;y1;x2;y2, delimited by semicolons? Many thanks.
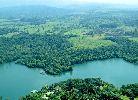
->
0;0;138;99
0;0;138;7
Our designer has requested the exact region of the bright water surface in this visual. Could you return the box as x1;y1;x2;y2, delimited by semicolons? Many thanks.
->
0;59;138;99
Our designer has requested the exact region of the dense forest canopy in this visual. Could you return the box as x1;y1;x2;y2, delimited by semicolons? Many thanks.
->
21;78;138;100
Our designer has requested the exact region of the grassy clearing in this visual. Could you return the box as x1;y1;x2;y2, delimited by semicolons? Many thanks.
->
129;37;138;42
121;95;130;100
18;22;58;34
64;28;88;35
69;35;115;50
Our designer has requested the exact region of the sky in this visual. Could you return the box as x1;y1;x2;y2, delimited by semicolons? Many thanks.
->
0;0;138;7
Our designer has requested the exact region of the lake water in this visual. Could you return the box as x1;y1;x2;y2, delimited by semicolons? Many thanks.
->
0;59;138;100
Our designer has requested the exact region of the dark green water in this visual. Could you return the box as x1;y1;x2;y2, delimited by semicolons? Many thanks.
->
0;59;138;100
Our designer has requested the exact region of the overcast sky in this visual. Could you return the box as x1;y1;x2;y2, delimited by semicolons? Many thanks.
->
0;0;138;7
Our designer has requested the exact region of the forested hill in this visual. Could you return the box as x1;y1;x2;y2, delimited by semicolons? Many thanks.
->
1;4;137;19
22;78;138;100
0;5;72;18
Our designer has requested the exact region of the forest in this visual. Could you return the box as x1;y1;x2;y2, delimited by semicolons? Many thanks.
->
0;7;137;74
21;78;138;100
0;5;137;99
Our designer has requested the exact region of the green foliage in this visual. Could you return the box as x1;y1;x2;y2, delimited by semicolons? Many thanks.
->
0;6;137;100
0;33;137;75
121;83;138;99
64;28;88;35
106;37;138;64
21;78;122;100
129;38;138;43
22;78;138;100
69;35;115;50
0;6;137;75
0;34;73;75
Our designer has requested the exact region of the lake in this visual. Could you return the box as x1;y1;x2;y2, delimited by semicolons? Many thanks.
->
0;59;138;100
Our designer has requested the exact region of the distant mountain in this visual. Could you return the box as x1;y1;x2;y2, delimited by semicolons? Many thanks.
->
0;5;72;18
62;3;138;11
0;4;137;19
